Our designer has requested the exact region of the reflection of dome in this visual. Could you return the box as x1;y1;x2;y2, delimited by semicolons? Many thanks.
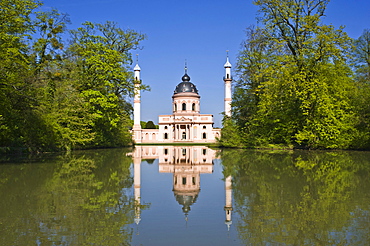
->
174;72;199;94
174;193;198;214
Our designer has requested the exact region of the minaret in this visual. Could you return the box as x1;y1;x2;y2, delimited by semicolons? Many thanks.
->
224;175;233;231
224;52;232;117
133;55;142;143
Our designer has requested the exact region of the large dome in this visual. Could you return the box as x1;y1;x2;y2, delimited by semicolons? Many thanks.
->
173;72;199;94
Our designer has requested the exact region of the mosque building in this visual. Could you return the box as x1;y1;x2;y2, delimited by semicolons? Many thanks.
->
131;56;232;144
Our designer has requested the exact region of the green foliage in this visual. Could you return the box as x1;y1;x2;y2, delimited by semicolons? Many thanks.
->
218;117;246;147
145;120;157;129
353;29;370;84
140;121;147;129
67;21;146;148
230;0;360;149
0;0;45;151
351;29;370;149
0;2;146;152
32;9;70;71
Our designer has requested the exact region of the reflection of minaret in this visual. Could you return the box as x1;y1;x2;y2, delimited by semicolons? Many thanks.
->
133;148;142;227
224;176;232;231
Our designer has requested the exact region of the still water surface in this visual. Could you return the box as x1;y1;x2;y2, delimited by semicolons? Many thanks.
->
1;146;370;245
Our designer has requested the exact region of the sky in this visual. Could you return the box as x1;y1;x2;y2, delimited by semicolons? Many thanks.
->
41;0;370;127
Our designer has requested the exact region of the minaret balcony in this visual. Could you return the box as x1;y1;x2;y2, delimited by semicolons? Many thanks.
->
223;76;233;80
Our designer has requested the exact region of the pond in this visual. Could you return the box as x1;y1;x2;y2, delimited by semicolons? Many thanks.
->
0;146;370;245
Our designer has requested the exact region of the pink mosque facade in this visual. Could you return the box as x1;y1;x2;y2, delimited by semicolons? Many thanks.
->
132;57;232;144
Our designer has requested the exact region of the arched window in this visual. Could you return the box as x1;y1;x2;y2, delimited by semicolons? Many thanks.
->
202;133;207;139
203;126;206;129
164;133;168;139
182;103;186;111
192;103;195;111
174;103;177;111
164;126;168;130
182;132;186;139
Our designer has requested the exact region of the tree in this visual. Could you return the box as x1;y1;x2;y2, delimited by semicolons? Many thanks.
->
68;21;147;147
140;121;147;129
0;0;40;84
145;121;156;129
0;0;43;150
232;0;357;149
32;9;70;71
218;117;246;147
353;29;370;84
233;26;274;128
0;1;147;151
352;29;370;149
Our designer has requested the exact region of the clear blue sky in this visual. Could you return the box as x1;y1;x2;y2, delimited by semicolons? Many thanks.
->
42;0;370;127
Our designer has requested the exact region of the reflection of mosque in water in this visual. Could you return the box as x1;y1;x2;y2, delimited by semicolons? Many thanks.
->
130;146;233;230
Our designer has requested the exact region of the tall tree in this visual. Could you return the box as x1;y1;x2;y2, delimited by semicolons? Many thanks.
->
0;1;147;151
232;0;357;149
353;29;370;84
233;26;273;128
0;0;43;150
68;21;147;147
352;29;370;148
31;9;70;74
29;9;94;151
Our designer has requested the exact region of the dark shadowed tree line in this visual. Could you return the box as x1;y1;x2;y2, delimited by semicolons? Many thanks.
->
220;0;370;149
0;0;147;152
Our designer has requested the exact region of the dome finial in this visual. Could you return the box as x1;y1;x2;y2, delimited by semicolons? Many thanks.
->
224;50;232;68
134;54;141;71
185;59;188;74
181;60;191;82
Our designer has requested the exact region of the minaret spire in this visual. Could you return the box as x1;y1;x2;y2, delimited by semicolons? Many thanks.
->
223;51;232;117
134;54;141;74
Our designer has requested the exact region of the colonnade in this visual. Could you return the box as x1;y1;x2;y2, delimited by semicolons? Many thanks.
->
173;124;193;141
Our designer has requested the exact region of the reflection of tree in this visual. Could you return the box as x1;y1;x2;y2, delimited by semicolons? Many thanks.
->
221;149;370;245
0;148;138;245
